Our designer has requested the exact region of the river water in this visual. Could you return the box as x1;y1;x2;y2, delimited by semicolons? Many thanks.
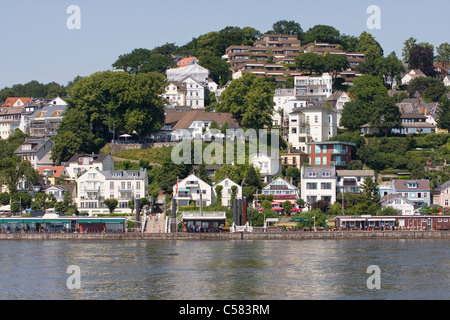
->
0;239;448;300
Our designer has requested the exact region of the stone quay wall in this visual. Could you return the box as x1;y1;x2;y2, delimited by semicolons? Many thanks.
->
1;230;450;241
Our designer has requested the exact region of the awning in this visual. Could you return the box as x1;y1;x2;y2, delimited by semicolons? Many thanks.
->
101;219;125;223
77;219;102;224
1;219;23;223
289;217;310;222
44;219;70;223
177;188;190;192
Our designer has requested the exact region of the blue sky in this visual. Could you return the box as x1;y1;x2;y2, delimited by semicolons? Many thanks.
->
0;0;448;89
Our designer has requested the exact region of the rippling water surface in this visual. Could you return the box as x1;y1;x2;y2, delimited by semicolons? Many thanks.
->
0;239;448;300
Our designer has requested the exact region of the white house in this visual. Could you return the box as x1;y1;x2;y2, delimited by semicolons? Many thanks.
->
401;69;426;85
163;109;240;141
43;184;76;202
14;138;54;170
261;177;299;204
336;170;376;194
294;73;333;102
76;167;148;215
301;165;337;208
325;91;350;127
163;81;186;107
46;97;68;106
249;151;281;182
183;76;207;109
288;106;338;152
166;63;210;86
66;154;115;180
214;177;242;207
173;174;215;208
380;193;416;215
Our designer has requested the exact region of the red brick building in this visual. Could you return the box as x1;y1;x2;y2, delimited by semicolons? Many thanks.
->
307;141;355;168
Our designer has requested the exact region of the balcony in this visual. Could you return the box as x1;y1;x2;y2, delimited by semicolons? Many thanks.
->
185;181;198;187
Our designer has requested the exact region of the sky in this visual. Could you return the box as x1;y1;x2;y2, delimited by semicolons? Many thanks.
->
0;0;448;90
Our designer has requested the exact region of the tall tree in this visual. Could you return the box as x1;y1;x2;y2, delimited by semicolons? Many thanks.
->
377;51;406;87
295;52;325;75
409;45;436;77
402;37;417;63
217;73;273;130
67;70;167;140
303;25;340;44
267;20;303;40
437;98;450;131
436;42;450;78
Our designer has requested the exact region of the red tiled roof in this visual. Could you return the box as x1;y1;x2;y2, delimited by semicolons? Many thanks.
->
1;97;33;107
37;166;66;178
177;57;197;67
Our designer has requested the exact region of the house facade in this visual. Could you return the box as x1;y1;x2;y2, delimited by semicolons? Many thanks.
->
432;181;450;207
380;193;416;215
1;97;33;108
288;106;338;152
261;177;299;204
28;105;67;138
14;138;54;169
336;170;375;194
301;165;337;207
0;106;31;139
162;110;240;141
163;81;187;107
184;76;206;109
66;154;115;180
307;141;355;168
392;113;437;134
401;69;426;85
378;179;431;208
76;168;148;215
173;174;215;208
281;149;309;170
166;63;209;86
249;151;281;182
214;177;242;207
294;73;333;102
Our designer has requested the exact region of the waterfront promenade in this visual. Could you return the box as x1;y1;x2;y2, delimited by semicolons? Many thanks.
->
1;230;450;240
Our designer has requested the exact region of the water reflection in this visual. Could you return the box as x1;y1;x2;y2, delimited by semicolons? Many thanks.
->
0;239;448;300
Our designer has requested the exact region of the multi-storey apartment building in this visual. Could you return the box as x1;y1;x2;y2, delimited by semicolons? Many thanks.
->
294;73;333;102
287;106;338;152
307;141;355;168
76;167;148;215
28;105;67;138
66;154;115;180
301;165;337;207
225;34;302;81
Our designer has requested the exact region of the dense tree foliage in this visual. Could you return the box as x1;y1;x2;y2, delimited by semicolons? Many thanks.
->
340;75;401;134
216;73;273;130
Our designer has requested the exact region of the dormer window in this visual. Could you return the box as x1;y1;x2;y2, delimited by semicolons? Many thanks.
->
407;182;417;188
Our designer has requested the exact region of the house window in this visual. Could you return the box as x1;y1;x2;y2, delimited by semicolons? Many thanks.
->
445;199;449;206
315;157;321;165
321;183;332;190
306;183;317;190
308;172;316;177
110;182;114;189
